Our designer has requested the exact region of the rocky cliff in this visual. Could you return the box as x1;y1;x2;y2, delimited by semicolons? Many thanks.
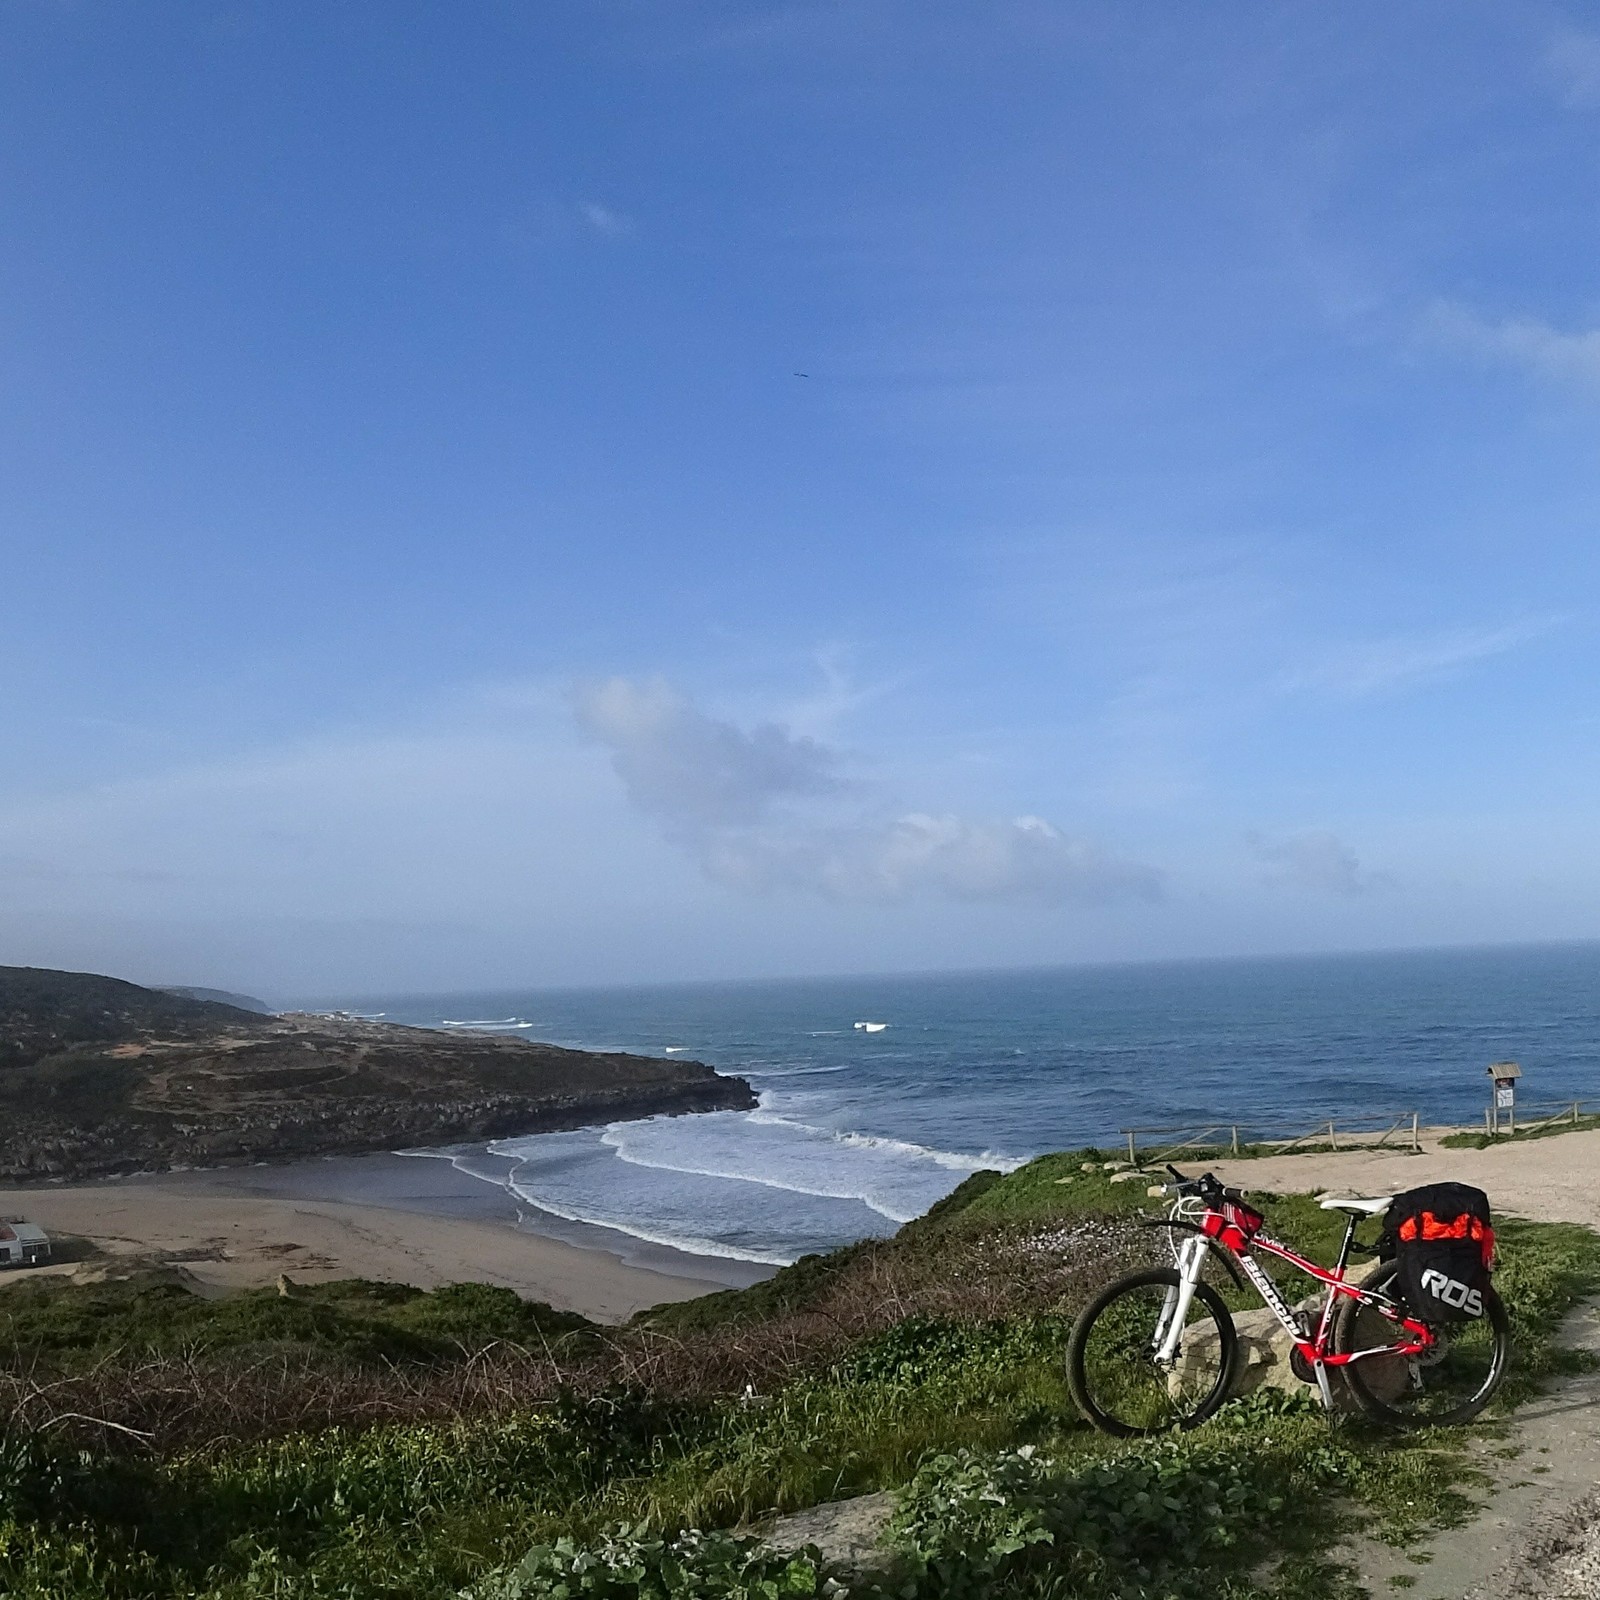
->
0;969;757;1183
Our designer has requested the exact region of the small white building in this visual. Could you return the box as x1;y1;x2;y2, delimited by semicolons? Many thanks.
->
0;1220;50;1267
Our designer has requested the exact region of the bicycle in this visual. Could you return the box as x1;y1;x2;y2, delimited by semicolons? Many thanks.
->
1066;1166;1510;1437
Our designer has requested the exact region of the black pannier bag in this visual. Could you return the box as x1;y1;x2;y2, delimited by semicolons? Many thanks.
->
1381;1183;1495;1323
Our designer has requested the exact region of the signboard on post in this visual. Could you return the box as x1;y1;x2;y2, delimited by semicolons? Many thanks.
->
1487;1060;1522;1135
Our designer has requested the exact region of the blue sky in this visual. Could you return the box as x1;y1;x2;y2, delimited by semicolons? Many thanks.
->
5;0;1600;996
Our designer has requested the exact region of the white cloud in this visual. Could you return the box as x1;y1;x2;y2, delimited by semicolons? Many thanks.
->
701;814;1162;905
572;676;841;828
1427;302;1600;391
1248;830;1388;896
1279;621;1551;699
574;676;1161;906
578;201;632;237
1545;29;1600;109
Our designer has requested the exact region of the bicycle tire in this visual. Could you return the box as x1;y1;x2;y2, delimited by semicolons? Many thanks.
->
1332;1261;1509;1428
1067;1267;1237;1438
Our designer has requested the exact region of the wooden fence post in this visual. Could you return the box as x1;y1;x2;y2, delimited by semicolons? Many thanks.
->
1127;1131;1137;1166
1411;1111;1420;1152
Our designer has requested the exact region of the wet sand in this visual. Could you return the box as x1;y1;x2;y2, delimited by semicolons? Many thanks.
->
0;1152;770;1324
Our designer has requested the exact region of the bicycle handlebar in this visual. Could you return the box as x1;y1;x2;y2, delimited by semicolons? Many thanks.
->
1162;1164;1249;1206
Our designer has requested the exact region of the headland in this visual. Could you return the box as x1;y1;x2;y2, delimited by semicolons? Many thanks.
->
0;965;757;1184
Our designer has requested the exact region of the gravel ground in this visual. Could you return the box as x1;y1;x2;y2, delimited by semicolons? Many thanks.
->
1342;1300;1600;1599
1487;1491;1600;1598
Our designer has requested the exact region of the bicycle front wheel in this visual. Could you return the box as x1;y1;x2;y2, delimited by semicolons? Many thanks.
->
1067;1267;1237;1437
1332;1261;1510;1428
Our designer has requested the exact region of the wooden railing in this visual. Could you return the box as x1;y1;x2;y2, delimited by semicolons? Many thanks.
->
1480;1098;1600;1137
1120;1110;1422;1167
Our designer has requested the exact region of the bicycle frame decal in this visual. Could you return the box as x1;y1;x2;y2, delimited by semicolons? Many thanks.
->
1236;1253;1299;1334
1167;1198;1436;1375
1239;1229;1434;1366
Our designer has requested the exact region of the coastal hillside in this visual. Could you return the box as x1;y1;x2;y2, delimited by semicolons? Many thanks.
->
0;1149;1596;1598
0;965;264;1071
0;966;756;1181
155;985;273;1013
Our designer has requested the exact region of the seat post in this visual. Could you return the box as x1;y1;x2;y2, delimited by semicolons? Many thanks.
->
1334;1213;1357;1278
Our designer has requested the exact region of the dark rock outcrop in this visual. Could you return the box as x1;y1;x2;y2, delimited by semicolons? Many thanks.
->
0;970;756;1183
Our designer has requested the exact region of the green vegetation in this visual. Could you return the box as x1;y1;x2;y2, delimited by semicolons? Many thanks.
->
1;1151;1597;1598
1441;1111;1600;1149
0;1275;591;1366
0;964;257;1072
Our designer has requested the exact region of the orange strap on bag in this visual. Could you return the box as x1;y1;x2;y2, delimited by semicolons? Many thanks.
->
1397;1210;1495;1265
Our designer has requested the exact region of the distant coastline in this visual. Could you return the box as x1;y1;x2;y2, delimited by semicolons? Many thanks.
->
0;966;757;1186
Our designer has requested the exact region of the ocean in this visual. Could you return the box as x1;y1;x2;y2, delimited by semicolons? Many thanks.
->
324;943;1600;1269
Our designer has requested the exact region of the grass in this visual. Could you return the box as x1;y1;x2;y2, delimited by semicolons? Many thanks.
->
0;1274;591;1367
1440;1112;1600;1149
0;1149;1596;1598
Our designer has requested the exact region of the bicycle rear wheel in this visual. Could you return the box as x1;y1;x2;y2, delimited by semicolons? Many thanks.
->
1332;1261;1509;1428
1067;1267;1237;1437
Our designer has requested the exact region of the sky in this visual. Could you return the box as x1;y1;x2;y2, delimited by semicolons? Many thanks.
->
5;1;1600;998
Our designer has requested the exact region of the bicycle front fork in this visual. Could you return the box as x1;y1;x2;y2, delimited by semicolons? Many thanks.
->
1153;1235;1208;1365
1164;1235;1347;1415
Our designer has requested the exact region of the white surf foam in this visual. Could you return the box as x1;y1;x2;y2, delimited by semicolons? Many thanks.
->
739;1064;851;1079
747;1108;1025;1176
500;1168;796;1267
589;1103;1021;1225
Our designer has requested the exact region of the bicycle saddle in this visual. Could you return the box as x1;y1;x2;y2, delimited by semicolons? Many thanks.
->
1317;1194;1393;1215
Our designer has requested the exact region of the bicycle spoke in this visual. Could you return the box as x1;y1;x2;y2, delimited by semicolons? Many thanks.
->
1335;1267;1509;1426
1071;1273;1233;1435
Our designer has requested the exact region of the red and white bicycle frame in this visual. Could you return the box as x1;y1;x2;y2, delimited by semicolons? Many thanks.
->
1157;1196;1437;1413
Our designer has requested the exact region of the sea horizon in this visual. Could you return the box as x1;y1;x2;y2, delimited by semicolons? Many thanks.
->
293;941;1600;1268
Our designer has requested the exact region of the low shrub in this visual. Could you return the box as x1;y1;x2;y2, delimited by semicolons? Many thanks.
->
469;1527;833;1600
0;1276;591;1368
891;1435;1285;1598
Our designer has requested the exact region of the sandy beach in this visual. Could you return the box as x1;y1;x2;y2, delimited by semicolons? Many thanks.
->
0;1153;766;1323
5;1125;1596;1328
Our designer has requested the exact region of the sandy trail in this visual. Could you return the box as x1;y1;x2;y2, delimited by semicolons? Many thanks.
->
1201;1131;1600;1596
0;1180;727;1323
1206;1127;1600;1226
1337;1299;1600;1599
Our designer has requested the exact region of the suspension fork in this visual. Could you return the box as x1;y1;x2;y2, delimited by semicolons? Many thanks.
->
1153;1233;1209;1362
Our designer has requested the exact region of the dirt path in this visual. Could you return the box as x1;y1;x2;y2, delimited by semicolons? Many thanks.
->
1208;1127;1600;1228
1339;1298;1600;1598
1195;1136;1600;1594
